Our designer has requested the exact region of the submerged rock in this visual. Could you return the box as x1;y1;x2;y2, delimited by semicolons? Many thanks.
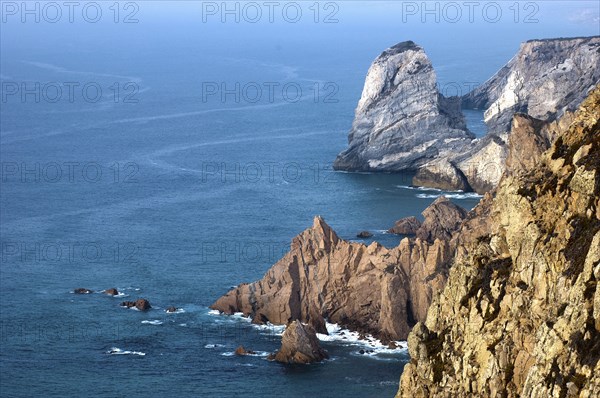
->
270;321;328;364
104;288;119;296
356;231;373;238
74;288;93;294
397;85;600;397
165;306;178;313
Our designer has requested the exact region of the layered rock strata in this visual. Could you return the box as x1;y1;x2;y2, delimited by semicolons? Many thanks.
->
333;41;473;172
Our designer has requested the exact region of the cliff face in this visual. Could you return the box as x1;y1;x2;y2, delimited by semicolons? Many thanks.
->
397;86;600;397
463;37;600;134
416;36;600;193
211;198;466;342
336;36;599;194
333;41;473;172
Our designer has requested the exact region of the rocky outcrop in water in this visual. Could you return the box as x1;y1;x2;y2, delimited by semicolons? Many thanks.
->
269;321;329;364
334;37;600;194
397;86;600;397
211;198;465;341
333;41;473;172
388;216;421;235
120;299;151;311
415;36;600;193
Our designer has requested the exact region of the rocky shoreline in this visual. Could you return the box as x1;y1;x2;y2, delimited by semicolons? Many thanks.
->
209;35;599;395
334;36;600;194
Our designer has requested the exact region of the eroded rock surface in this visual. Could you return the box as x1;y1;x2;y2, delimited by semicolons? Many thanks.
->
333;41;472;172
270;321;328;364
211;207;458;341
397;86;600;398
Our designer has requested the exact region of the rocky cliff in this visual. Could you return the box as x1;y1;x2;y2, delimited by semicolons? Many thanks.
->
397;85;600;397
335;37;600;194
446;36;600;193
333;41;473;172
211;198;467;342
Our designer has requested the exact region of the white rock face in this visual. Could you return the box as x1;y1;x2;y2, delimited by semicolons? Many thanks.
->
333;41;473;172
336;36;600;194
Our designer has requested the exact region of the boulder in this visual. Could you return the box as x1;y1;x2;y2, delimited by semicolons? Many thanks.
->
74;288;93;294
104;288;119;296
234;345;256;356
165;306;178;313
120;299;151;311
416;196;468;242
388;216;422;235
271;321;328;364
413;159;471;192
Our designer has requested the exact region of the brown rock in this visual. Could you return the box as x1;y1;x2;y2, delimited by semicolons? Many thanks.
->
397;86;600;398
388;216;422;235
104;288;119;296
356;231;373;238
211;216;454;341
505;113;549;175
120;299;151;311
234;345;256;356
413;159;471;192
271;321;328;364
74;288;93;294
416;196;467;242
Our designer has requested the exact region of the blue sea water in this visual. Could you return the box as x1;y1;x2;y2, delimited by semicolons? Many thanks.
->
1;2;598;397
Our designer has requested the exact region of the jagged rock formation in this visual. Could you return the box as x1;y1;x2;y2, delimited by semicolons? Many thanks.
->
415;197;468;242
269;321;329;364
211;198;466;341
334;37;599;194
333;41;473;172
397;86;600;397
388;216;421;235
416;36;600;193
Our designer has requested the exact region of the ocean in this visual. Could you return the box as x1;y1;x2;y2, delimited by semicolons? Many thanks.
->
1;2;597;397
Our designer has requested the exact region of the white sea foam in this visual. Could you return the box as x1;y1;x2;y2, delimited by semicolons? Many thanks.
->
416;192;482;200
141;320;163;326
166;308;185;314
317;323;407;356
204;343;226;349
396;185;442;192
107;347;146;356
207;309;220;315
221;350;270;357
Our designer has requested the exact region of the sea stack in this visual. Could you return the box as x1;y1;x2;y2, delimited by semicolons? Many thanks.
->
333;41;473;172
